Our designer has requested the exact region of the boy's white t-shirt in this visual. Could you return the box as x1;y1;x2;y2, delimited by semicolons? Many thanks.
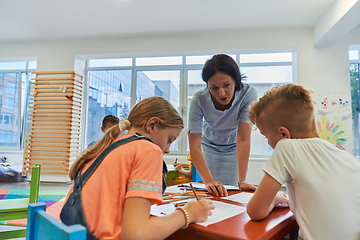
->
264;138;360;240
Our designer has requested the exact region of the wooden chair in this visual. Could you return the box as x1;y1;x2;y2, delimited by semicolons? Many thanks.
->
26;202;86;240
0;164;41;239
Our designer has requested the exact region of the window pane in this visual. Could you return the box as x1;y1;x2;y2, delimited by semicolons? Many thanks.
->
249;84;279;156
241;65;292;84
136;70;180;151
349;50;359;61
136;56;182;66
88;58;132;68
86;70;132;147
186;69;206;151
240;52;292;63
350;63;360;157
0;73;19;146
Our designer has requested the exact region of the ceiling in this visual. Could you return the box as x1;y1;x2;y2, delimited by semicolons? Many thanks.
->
0;0;357;45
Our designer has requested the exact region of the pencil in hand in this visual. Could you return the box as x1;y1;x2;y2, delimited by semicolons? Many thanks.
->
189;183;199;201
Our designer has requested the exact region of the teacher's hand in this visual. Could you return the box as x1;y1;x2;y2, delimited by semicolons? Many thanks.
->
205;181;228;197
238;182;257;191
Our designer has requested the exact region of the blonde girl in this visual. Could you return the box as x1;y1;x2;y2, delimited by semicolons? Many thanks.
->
61;96;214;240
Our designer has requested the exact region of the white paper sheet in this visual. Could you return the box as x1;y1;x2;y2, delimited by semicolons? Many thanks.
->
151;200;246;227
196;201;246;227
221;192;254;204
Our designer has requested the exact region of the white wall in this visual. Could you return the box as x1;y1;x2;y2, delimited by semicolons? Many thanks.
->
1;25;359;183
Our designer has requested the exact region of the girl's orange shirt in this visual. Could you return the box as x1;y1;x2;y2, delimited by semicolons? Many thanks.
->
65;135;163;239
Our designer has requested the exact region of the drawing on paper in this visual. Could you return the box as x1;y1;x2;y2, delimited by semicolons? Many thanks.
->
316;115;350;150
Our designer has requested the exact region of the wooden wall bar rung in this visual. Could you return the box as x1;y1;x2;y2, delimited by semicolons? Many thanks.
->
29;109;73;113
29;152;70;156
30;105;80;110
28;117;72;121
28;129;72;133
29;165;69;170
30;140;75;143
32;97;75;101
33;82;83;88
29;162;69;166
26;71;84;178
29;156;69;161
34;81;75;85
28;114;72;117
30;85;76;89
29;101;78;105
33;71;84;78
29;124;73;127
29;89;78;93
29;170;69;175
32;77;78;81
30;93;73;97
30;142;75;147
29;147;70;152
30;136;71;140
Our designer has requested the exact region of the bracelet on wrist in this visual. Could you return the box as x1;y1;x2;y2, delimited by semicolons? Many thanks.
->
237;181;247;189
176;207;190;229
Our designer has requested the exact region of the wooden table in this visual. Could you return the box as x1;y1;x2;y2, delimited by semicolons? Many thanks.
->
166;190;297;240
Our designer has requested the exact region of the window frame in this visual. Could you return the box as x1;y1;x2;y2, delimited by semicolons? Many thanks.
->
350;48;360;157
84;49;297;157
0;60;36;151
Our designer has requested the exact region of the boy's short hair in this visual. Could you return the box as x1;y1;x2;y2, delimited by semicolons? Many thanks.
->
102;115;119;128
248;84;315;134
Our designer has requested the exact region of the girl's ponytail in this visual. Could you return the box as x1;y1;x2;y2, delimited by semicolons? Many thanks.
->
69;118;131;180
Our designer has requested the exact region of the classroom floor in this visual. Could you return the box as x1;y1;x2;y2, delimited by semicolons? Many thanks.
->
0;181;72;240
1;181;72;192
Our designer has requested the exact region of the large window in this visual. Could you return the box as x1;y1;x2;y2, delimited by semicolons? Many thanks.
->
86;69;132;147
350;49;360;157
85;50;295;156
0;60;36;149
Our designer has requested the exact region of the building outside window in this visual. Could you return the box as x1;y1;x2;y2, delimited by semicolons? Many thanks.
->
350;49;360;157
0;60;36;149
85;50;295;156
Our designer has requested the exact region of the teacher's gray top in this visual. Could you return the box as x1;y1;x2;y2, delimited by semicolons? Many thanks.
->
188;83;258;146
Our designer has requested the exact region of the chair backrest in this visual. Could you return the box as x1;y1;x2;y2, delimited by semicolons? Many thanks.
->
29;164;41;204
26;202;86;240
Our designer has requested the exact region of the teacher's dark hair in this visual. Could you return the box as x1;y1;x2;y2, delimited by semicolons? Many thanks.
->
202;54;243;91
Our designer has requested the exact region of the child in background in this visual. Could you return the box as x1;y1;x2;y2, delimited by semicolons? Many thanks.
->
246;84;360;240
173;152;193;178
87;114;119;148
61;97;215;240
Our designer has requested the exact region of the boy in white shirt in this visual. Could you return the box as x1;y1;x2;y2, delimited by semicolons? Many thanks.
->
246;84;360;240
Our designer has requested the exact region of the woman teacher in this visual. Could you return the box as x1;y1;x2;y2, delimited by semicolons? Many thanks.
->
188;54;257;197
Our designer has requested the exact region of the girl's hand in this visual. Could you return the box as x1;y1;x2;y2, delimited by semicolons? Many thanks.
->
274;191;289;206
205;181;228;197
173;163;184;173
184;199;215;223
238;182;257;191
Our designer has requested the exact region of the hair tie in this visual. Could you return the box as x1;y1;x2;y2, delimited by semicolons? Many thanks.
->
118;118;131;132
